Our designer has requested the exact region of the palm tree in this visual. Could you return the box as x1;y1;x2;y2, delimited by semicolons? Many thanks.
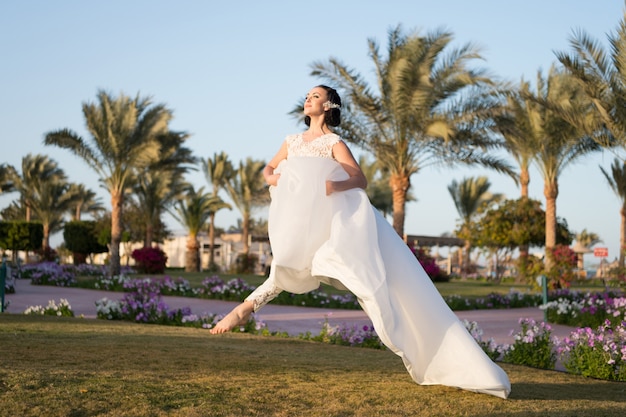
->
556;12;626;148
31;180;78;251
133;130;196;247
45;90;177;275
491;79;552;277
66;183;105;221
133;130;196;248
600;158;626;268
201;152;234;269
359;155;401;218
132;171;180;247
308;25;513;236
169;186;222;272
492;81;543;198
225;158;269;254
0;163;16;193
525;67;600;269
448;176;502;276
8;154;66;222
4;155;77;252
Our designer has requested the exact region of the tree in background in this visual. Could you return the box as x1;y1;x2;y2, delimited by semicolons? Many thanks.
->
309;25;513;236
30;179;78;253
448;176;502;277
0;221;43;263
3;154;79;255
66;183;105;221
6;154;65;222
600;159;626;269
45;90;181;276
359;155;403;219
225;158;269;255
132;130;196;247
522;67;600;269
491;78;544;276
0;164;15;194
202;152;234;270
557;13;626;275
556;11;626;149
466;198;572;284
63;220;108;264
170;186;224;272
132;169;183;248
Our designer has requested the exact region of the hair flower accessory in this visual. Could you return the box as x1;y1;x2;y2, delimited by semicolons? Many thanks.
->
324;100;341;109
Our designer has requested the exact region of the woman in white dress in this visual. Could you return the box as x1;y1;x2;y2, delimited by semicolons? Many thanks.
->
210;85;511;399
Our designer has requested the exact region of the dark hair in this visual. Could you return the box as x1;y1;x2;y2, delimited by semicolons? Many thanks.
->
304;85;341;127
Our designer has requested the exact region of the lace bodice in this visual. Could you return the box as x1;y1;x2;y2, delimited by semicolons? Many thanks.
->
286;133;341;159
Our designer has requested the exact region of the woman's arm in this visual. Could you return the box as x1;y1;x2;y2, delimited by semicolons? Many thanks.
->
327;140;368;195
263;140;288;186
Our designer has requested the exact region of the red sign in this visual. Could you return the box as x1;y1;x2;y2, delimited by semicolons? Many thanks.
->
594;247;608;257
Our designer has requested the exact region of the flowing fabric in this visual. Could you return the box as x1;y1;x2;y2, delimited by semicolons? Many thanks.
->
267;156;511;399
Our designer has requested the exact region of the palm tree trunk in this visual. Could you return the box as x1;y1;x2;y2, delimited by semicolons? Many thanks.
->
544;180;559;271
520;168;530;198
463;241;471;278
518;168;530;282
185;234;200;272
208;212;216;267
618;203;626;269
390;173;410;237
242;214;250;254
42;224;50;250
144;223;153;248
110;190;123;276
24;205;31;264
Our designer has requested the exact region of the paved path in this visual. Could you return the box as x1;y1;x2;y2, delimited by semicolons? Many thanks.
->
3;279;576;344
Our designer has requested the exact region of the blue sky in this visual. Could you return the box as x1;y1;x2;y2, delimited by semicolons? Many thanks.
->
1;0;624;266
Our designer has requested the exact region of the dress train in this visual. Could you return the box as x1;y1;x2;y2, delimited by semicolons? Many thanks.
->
266;157;511;399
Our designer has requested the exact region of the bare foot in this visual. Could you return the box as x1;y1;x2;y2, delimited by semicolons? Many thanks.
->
210;301;254;334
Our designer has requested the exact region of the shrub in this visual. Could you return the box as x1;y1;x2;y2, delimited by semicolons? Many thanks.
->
546;244;577;289
540;289;626;328
26;262;76;287
501;318;557;369
558;320;626;381
195;276;255;300
131;247;167;274
24;298;74;317
36;246;58;262
231;253;258;274
411;247;448;282
463;320;501;361
299;317;384;349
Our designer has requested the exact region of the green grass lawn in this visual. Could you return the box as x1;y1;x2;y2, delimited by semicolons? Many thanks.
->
1;315;625;417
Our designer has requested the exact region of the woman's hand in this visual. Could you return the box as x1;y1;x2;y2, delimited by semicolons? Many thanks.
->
266;173;281;187
326;180;335;195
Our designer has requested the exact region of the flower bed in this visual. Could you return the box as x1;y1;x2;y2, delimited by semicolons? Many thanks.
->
558;320;626;381
540;289;626;328
24;298;74;317
23;292;626;381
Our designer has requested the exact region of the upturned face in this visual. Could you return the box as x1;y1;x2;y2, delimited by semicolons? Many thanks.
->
303;87;329;117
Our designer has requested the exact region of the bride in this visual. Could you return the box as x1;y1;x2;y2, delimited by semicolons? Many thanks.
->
210;85;511;399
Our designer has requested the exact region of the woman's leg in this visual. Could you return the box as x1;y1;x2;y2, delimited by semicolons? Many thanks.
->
209;278;282;334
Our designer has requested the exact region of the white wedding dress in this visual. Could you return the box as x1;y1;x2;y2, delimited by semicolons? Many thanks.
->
246;133;511;399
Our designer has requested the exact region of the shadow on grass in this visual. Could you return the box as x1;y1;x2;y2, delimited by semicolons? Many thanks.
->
510;381;626;402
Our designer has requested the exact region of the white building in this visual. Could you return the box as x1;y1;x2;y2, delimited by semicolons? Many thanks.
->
160;230;270;272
